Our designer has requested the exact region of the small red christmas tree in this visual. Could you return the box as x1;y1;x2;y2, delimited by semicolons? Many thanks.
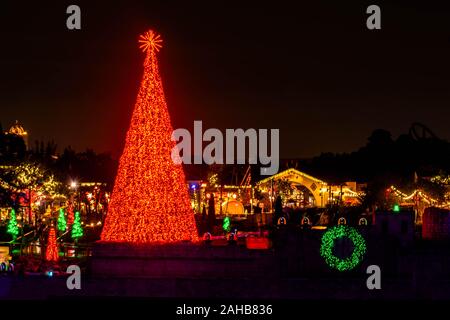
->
45;225;59;262
100;30;198;243
67;202;74;226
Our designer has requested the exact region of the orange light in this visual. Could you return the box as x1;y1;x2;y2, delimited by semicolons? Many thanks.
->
45;226;58;262
67;202;74;225
311;226;327;230
138;30;163;53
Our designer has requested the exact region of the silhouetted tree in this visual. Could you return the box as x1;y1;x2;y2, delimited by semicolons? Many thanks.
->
208;194;216;232
273;195;283;224
0;135;26;163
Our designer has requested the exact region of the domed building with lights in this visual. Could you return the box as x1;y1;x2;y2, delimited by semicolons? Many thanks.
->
4;120;28;149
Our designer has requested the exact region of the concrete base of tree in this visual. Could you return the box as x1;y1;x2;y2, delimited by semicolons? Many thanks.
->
90;241;276;278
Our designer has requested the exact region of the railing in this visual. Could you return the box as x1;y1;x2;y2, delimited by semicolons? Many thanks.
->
0;241;93;259
61;242;93;258
57;230;69;240
16;230;35;241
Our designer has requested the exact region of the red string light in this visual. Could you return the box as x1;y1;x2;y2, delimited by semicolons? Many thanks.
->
45;226;59;262
100;30;198;243
67;202;74;226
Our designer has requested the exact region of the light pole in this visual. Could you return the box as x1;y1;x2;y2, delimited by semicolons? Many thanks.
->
70;181;80;212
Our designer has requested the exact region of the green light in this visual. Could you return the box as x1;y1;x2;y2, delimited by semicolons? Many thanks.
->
7;209;19;240
57;208;67;232
320;225;367;272
223;216;231;233
71;212;84;241
393;204;400;212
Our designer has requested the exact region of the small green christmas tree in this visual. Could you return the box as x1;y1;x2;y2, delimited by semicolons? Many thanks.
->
71;211;83;241
57;208;67;232
222;216;231;233
7;209;19;241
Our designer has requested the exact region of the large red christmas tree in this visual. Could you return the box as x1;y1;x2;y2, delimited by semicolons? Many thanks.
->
101;30;198;243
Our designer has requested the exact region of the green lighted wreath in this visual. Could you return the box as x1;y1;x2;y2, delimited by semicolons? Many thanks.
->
320;225;367;272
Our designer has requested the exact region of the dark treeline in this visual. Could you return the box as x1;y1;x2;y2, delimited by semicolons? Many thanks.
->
299;128;450;184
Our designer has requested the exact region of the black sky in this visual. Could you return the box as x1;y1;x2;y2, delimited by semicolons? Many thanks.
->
0;0;449;159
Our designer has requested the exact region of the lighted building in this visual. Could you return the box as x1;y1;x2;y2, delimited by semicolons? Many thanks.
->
6;120;28;149
187;180;251;215
186;168;364;215
257;168;363;208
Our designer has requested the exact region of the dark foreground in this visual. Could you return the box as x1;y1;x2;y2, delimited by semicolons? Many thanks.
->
2;228;450;300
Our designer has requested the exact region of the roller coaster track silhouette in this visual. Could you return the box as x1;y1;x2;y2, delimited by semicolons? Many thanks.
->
409;123;440;141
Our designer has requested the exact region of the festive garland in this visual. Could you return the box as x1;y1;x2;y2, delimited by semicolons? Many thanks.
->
320;225;366;271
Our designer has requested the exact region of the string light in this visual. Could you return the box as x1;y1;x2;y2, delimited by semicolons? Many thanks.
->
320;225;366;272
72;211;83;241
67;202;74;226
389;185;438;204
45;226;59;262
100;29;198;243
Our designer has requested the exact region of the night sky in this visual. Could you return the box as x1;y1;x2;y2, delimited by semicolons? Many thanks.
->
0;1;449;159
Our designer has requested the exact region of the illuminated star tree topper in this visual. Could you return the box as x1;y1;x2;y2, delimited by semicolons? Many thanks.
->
138;30;163;52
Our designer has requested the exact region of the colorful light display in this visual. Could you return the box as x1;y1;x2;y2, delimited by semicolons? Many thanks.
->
100;29;198;243
7;209;19;240
45;226;59;262
320;225;366;272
